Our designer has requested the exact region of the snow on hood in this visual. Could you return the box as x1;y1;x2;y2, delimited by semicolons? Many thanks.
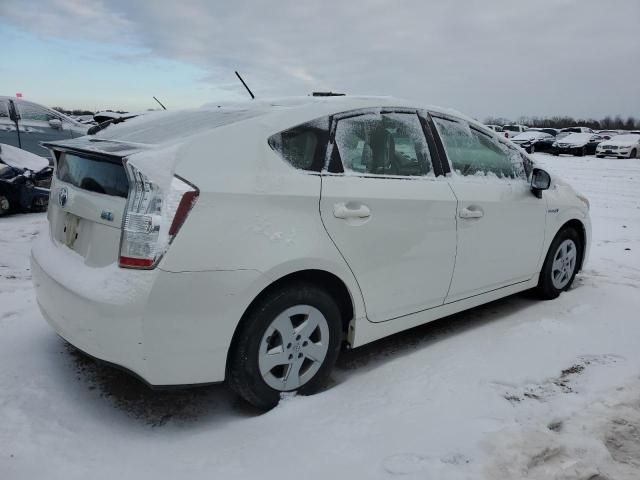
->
559;133;592;145
512;132;547;141
602;134;640;147
0;143;49;171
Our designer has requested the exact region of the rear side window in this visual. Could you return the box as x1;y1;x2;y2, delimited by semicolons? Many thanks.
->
269;117;330;171
433;117;525;180
57;153;129;197
0;100;9;118
333;112;433;176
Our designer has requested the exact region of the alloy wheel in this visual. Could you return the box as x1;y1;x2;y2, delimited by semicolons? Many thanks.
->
258;305;330;391
551;239;577;290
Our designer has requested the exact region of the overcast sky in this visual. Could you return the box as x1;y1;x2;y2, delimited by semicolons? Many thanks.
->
1;0;639;119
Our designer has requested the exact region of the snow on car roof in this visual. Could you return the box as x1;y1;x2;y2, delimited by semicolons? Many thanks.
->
562;133;592;142
92;96;470;147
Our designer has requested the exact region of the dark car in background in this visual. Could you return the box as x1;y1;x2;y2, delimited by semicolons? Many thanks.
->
0;96;88;159
552;133;603;156
510;131;555;153
528;128;559;137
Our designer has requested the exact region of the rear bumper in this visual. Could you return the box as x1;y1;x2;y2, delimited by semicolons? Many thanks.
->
31;236;262;386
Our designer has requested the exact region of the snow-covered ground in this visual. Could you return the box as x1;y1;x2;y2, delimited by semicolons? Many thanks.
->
1;154;639;479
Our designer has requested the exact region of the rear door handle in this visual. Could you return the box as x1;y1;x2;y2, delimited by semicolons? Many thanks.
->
459;207;484;219
333;203;371;219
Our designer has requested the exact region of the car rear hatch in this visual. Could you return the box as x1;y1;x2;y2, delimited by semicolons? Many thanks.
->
45;144;134;267
43;139;198;269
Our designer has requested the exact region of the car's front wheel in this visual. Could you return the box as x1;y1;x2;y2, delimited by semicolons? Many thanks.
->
228;283;342;410
537;227;582;300
631;149;637;159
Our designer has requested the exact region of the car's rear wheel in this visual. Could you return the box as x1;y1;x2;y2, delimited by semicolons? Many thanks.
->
0;196;10;216
537;227;582;300
228;283;342;410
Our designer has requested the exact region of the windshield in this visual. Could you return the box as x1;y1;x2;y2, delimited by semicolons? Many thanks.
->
562;133;592;143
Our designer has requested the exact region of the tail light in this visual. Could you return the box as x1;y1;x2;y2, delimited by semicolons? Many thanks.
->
119;162;198;269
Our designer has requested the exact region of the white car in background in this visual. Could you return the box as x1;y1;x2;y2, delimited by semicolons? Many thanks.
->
32;96;591;409
502;124;528;138
596;134;640;158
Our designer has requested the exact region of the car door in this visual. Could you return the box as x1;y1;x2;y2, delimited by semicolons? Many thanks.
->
0;98;20;149
430;114;547;303
15;100;76;157
320;109;458;322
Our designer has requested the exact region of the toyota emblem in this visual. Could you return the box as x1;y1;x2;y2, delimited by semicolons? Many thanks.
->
58;187;68;208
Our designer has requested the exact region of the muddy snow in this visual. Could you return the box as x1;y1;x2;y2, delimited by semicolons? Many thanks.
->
1;153;639;479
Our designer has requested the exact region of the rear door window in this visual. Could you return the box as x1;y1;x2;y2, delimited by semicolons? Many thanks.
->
333;112;433;176
57;153;129;197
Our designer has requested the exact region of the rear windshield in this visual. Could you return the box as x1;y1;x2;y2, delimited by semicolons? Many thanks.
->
57;153;129;197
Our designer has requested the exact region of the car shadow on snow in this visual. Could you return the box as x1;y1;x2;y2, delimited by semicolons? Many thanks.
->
62;283;579;427
64;343;264;427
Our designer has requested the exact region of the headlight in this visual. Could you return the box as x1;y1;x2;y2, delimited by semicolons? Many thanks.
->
577;193;590;210
552;142;558;147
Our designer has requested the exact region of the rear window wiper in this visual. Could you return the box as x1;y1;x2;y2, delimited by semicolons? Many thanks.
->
87;115;138;135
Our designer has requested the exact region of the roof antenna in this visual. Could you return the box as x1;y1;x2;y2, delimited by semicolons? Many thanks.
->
235;71;255;99
152;96;167;110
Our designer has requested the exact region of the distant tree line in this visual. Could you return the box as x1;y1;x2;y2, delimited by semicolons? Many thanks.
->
484;115;640;131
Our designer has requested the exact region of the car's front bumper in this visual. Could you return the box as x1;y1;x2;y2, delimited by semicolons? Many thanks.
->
596;150;632;158
31;237;262;386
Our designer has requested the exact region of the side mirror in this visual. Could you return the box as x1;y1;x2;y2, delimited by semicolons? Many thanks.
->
531;168;551;198
48;118;62;129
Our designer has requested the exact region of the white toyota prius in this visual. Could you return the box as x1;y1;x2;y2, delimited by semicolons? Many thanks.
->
32;96;591;409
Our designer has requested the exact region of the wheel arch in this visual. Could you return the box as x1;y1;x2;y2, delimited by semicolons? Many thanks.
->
226;268;356;372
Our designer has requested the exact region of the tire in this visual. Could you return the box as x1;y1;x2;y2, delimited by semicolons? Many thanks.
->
576;147;585;157
0;196;10;216
631;149;637;159
227;283;343;410
537;227;582;300
553;152;559;156
596;155;604;158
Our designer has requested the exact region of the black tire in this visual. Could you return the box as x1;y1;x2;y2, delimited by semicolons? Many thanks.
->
596;155;604;158
576;147;585;157
0;195;10;216
227;282;342;410
631;149;637;159
536;227;583;300
553;152;559;156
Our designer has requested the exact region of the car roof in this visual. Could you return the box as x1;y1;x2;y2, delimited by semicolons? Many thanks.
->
46;96;481;154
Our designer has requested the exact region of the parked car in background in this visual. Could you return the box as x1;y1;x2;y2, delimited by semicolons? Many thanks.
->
597;130;621;140
511;131;556;153
0;96;88;158
528;128;559;137
0;143;52;215
503;124;528;138
596;134;640;158
32;96;591;409
553;133;603;156
486;124;504;134
560;127;594;135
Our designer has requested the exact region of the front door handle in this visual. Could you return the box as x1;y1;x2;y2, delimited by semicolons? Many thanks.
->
459;207;484;219
333;203;371;219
